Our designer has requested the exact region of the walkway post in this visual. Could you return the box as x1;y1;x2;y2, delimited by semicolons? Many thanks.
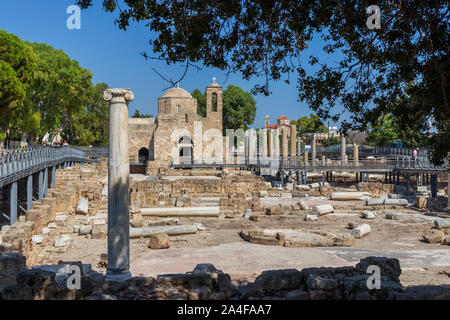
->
104;88;134;282
27;175;33;210
43;167;48;197
10;182;17;225
38;171;43;201
51;166;56;189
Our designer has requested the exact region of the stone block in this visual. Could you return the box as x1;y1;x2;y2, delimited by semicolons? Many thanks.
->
423;229;444;244
92;223;107;240
304;214;318;221
362;211;377;219
149;234;170;249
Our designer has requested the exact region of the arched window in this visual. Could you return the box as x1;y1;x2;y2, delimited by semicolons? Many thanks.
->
138;147;149;164
212;93;218;112
177;105;181;112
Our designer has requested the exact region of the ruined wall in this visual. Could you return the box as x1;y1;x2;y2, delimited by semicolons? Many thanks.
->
0;162;107;267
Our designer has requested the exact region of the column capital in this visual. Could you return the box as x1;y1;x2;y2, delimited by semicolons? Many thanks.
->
103;88;134;104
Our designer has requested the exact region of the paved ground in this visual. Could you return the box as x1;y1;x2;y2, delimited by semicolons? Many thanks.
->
130;242;450;278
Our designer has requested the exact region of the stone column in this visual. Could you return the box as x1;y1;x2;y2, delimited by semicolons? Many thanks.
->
353;143;359;166
248;129;257;164
340;135;346;164
303;151;309;166
274;128;280;158
261;129;268;157
290;125;297;157
268;129;273;157
282;127;288;159
311;134;316;166
297;138;302;161
104;88;134;282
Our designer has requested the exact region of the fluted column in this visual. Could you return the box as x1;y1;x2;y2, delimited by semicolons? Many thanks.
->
290;125;297;157
104;88;134;282
282;127;288;159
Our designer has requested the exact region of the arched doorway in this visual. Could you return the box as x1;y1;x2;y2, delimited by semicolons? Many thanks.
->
138;147;149;164
178;136;193;164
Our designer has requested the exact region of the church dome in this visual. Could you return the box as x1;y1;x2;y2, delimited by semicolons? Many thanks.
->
162;87;192;98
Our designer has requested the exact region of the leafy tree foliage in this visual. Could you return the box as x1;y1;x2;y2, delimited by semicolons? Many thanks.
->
0;31;109;146
0;30;36;139
78;0;449;163
131;109;153;118
322;136;339;147
366;114;399;147
291;113;327;135
192;89;206;117
192;84;256;133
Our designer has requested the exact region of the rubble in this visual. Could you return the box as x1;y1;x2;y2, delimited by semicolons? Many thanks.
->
311;204;334;216
76;198;89;215
351;224;371;238
149;234;170;249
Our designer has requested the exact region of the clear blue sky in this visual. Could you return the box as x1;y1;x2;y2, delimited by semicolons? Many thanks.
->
0;0;347;128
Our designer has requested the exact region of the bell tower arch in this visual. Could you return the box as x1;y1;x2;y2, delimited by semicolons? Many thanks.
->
206;77;223;134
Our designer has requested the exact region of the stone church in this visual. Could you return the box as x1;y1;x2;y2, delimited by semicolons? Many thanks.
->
128;79;223;173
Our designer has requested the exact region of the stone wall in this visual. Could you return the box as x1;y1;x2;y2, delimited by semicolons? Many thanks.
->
0;162;107;267
2;257;449;300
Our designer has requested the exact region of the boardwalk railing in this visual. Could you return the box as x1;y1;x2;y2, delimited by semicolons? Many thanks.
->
172;155;448;172
316;145;428;157
0;146;87;181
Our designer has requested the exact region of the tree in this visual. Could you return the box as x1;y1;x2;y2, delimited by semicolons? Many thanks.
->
70;82;110;145
192;89;206;117
131;109;152;118
78;1;449;163
0;30;36;140
24;42;93;144
292;114;327;135
191;84;256;133
322;136;339;147
366;114;399;147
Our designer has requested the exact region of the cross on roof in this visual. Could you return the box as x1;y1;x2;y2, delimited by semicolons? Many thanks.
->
212;76;216;83
176;81;180;88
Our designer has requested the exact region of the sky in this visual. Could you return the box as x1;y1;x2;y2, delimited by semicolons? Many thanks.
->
0;0;347;128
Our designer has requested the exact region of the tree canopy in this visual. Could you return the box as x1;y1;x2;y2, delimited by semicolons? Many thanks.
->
77;0;449;163
131;109;153;118
292;113;327;135
322;136;339;147
0;30;36;139
192;84;256;133
0;30;109;146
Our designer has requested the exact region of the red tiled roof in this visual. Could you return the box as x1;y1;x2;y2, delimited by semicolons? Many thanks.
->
278;116;288;120
267;124;277;128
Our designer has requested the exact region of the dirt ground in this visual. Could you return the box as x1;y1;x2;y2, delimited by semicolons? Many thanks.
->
51;210;450;288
